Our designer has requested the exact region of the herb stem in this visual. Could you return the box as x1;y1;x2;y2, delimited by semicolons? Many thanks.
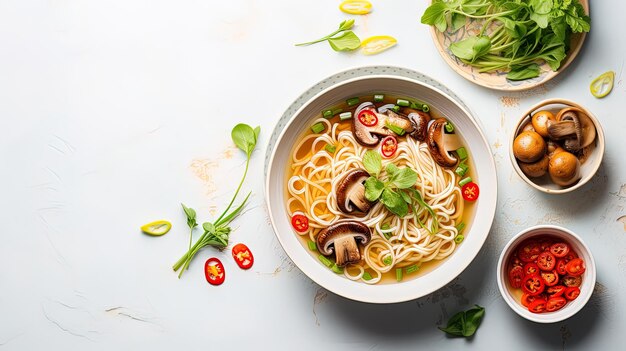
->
214;156;250;225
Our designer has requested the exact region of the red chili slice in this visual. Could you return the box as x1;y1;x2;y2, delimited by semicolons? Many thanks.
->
563;251;578;263
564;287;580;301
546;285;566;298
562;275;582;287
546;296;567;312
231;243;254;269
521;293;546;308
565;258;585;276
523;263;540;276
357;110;378;127
522;274;545;296
509;265;524;289
556;259;567;275
204;258;225;286
461;182;480;202
291;213;309;232
518;240;541;263
537;251;556;271
510;255;524;269
380;136;398;158
550;243;570;258
539;238;555;252
540;270;559;286
528;299;548;313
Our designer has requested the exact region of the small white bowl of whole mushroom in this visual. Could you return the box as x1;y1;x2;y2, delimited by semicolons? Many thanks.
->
510;99;605;194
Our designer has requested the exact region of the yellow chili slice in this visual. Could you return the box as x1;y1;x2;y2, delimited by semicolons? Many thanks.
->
590;71;614;98
141;220;172;236
360;35;398;55
339;0;372;15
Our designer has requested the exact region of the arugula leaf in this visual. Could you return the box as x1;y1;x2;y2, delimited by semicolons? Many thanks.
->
328;31;361;51
439;305;485;338
364;177;385;202
507;64;540;81
363;150;382;176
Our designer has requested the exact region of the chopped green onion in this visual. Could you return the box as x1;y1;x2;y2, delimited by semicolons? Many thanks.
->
346;97;360;106
325;144;337;154
456;222;466;234
459;176;472;187
396;268;403;282
318;254;333;267
456;147;468;160
391;105;400;113
362;272;373;281
409;102;420;110
381;223;390;231
454;234;465;244
445;122;455;133
322;109;333;118
385;122;406;136
374;94;384;102
406;264;420;274
339;112;352;121
311;122;325;134
331;263;344;274
396;99;410;107
422;104;430;113
382;232;392;240
307;240;317;251
332;108;343;115
455;163;469;177
383;255;393;266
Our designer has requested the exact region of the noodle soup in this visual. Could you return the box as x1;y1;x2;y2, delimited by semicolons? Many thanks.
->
285;94;477;284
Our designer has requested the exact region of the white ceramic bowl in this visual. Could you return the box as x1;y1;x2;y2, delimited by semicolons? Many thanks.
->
264;67;497;303
510;98;605;194
497;225;596;323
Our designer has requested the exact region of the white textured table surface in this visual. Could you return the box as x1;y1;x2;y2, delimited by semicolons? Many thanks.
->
1;1;625;349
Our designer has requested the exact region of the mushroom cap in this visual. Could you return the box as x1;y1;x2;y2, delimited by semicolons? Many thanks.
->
519;154;549;178
546;141;565;159
352;103;414;146
406;109;431;142
336;168;372;213
426;118;459;168
548;151;581;186
531;110;556;138
556;107;596;150
352;103;381;146
316;220;371;259
522;121;536;133
513;131;546;163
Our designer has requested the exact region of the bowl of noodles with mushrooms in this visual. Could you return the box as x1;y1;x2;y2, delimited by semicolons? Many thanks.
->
265;67;497;303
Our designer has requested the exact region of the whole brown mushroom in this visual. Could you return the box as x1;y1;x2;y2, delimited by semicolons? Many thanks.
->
531;110;556;138
548;151;581;186
519;154;549;178
513;131;546;163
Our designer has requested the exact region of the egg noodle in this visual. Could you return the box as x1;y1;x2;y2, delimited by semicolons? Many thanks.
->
287;117;464;284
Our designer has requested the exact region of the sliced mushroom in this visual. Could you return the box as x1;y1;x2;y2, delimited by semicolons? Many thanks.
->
336;169;372;213
406;108;431;142
352;102;413;146
548;107;596;152
316;221;371;267
426;118;462;168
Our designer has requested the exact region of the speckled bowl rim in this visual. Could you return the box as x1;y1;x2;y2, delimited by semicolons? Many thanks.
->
509;98;605;194
496;225;596;323
263;65;497;303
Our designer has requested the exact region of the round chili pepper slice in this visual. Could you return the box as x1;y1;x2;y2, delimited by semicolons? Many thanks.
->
523;263;540;276
521;293;546;308
562;275;582;287
291;213;309;233
518;240;542;262
546;296;567;312
461;182;480;202
540;270;559;287
509;265;524;289
537;251;556;271
522;274;545;296
546;285;566;298
556;259;567;275
564;287;580;301
357;110;378;127
549;242;570;258
380;136;398;158
232;243;254;269
565;258;586;276
528;298;548;313
204;258;225;286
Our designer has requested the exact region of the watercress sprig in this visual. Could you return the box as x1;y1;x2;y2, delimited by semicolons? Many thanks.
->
295;19;361;51
362;151;439;233
181;203;198;252
173;124;260;278
439;305;485;337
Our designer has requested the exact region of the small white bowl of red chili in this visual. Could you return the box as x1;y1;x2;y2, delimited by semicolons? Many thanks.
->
497;225;596;323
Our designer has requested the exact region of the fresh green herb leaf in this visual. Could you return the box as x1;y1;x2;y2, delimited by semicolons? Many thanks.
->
450;36;491;62
181;203;198;229
232;123;259;157
421;2;448;32
381;188;408;217
328;31;361;51
451;12;466;32
364;176;385;202
507;64;541;81
383;255;393;266
392;167;418;189
363;150;382;176
439;305;485;337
